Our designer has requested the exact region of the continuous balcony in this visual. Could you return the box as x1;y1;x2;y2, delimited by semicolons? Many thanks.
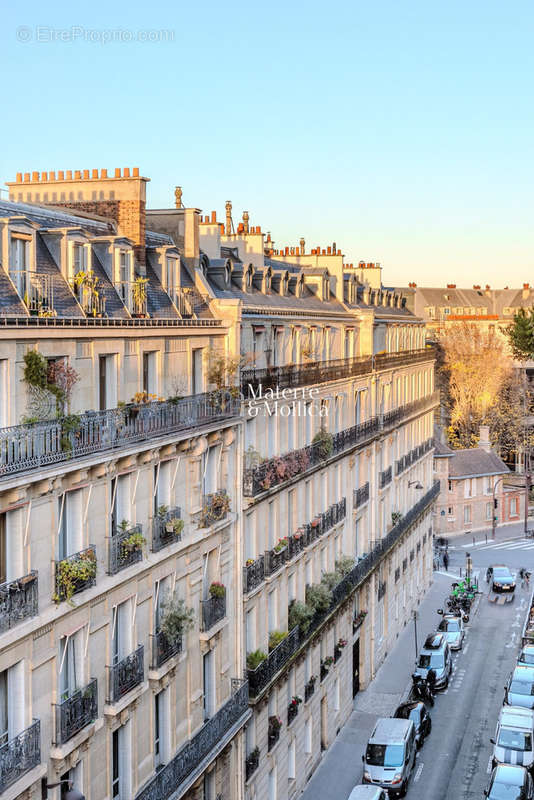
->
135;679;249;800
0;571;38;633
244;392;438;498
107;645;144;704
0;392;241;481
379;466;392;489
151;630;182;669
396;437;433;475
246;481;440;700
0;719;41;793
240;346;436;399
244;555;265;593
53;679;98;745
152;507;182;552
201;595;226;632
108;524;144;574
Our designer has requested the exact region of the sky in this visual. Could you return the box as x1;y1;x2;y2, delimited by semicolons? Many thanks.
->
2;0;534;287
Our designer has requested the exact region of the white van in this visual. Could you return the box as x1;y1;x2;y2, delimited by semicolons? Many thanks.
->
362;717;417;797
491;706;534;769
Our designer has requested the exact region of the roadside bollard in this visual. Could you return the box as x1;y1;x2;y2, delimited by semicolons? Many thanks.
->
473;536;475;547
485;534;488;544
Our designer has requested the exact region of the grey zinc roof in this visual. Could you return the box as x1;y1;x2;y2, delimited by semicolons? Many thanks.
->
448;448;509;478
145;230;174;246
433;439;454;456
210;283;352;316
0;199;114;235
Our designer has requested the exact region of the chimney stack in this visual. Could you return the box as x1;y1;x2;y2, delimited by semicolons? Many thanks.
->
478;425;491;453
300;238;305;255
225;201;233;236
242;211;249;234
174;186;183;208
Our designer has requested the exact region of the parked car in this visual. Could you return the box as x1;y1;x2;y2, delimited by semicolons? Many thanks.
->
394;701;432;748
518;646;534;667
484;764;534;799
505;666;534;709
413;633;452;689
362;717;417;797
491;705;534;769
487;565;516;593
437;613;465;650
348;787;388;800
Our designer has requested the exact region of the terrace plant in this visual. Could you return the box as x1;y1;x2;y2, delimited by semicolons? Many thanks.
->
306;582;332;615
268;630;288;651
208;581;226;599
159;592;195;644
53;548;96;605
312;427;333;460
246;649;267;670
288;600;314;636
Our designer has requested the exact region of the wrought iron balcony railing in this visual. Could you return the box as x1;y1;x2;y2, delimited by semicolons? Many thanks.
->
287;702;299;726
243;555;265;594
245;747;260;781
108;645;144;703
304;677;316;702
173;287;211;319
8;269;55;316
108;524;144;574
197;490;231;528
0;571;38;633
70;279;107;317
379;466;392;489
0;391;241;480
243;393;438;497
135;679;248;800
240;346;436;399
201;595;226;631
54;546;96;602
151;630;182;669
396;438;434;476
54;679;98;745
354;482;370;509
246;482;440;701
0;719;41;793
152;507;182;552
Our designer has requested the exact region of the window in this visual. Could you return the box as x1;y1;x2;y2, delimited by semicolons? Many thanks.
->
334;677;340;711
511;497;518;517
288;739;296;780
448;480;452;492
142;351;158;396
426;307;435;319
464;506;471;524
287;489;295;536
112;728;121;798
486;502;492;520
154;690;168;768
305;716;312;754
0;663;23;746
165;258;177;300
72;243;88;275
203;771;215;800
9;237;30;294
268;766;277;800
0;671;7;746
448;507;453;515
203;650;215;720
58;490;83;559
111;475;131;535
112;600;132;665
59;632;82;700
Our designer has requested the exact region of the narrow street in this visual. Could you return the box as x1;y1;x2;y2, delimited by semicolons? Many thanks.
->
302;529;534;800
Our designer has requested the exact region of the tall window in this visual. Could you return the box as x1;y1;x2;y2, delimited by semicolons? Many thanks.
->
58;490;83;560
464;505;471;524
9;237;30;294
112;728;121;798
72;243;88;275
0;671;7;746
203;651;215;721
154;691;164;768
112;600;132;665
59;632;82;700
511;498;518;516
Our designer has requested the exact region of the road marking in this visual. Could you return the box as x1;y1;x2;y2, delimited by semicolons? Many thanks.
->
414;763;423;782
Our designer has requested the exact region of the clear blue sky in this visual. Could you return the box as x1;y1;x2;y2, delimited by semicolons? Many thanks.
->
2;0;534;287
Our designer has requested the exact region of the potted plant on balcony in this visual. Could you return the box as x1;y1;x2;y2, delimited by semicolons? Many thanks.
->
288;599;314;636
131;277;149;318
245;558;255;567
53;548;97;605
391;511;403;526
268;715;282;742
199;490;231;527
312;427;334;461
290;695;302;707
159;591;195;644
246;649;267;670
209;581;226;599
273;537;288;554
268;630;288;651
337;638;348;649
120;529;145;557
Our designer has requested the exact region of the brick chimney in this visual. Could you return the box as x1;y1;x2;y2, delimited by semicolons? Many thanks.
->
523;283;530;299
446;284;456;289
6;167;149;268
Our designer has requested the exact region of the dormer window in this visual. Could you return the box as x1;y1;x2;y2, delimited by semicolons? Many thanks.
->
245;269;253;291
281;274;288;295
72;243;89;276
426;306;435;318
116;250;133;306
165;257;178;299
9;235;31;296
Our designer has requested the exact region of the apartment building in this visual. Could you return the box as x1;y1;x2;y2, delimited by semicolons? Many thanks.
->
0;169;438;800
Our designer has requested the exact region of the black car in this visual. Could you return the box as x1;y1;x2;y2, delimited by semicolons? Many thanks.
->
487;565;516;593
394;701;432;748
485;764;533;799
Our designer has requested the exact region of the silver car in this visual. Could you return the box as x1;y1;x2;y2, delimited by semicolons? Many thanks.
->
505;666;534;709
518;646;534;667
437;614;465;651
348;788;388;800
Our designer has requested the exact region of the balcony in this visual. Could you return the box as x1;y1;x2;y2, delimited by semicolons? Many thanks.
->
174;287;211;319
287;700;299;726
151;630;182;669
152;507;182;552
107;645;144;703
197;490;231;528
304;677;316;702
246;482;440;702
248;627;300;698
71;276;107;317
354;482;370;509
243;394;438;498
0;571;38;633
135;679;249;800
9;269;55;316
54;546;96;603
379;466;392;489
0;392;241;481
240;346;436;399
201;595;226;632
0;719;41;793
396;438;434;476
53;679;98;745
264;545;288;577
108;524;144;574
243;555;265;593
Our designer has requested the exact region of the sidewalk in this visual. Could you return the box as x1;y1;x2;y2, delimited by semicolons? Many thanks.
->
301;574;456;800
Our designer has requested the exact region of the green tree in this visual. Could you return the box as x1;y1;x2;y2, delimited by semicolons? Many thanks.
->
506;307;534;361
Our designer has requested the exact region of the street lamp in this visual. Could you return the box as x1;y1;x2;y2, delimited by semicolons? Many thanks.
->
492;477;505;540
413;609;418;661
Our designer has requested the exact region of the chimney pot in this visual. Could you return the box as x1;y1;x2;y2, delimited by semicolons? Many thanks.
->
58;171;64;180
124;167;130;177
32;171;39;181
132;167;140;177
225;201;232;235
478;425;491;453
211;211;216;223
42;172;48;181
92;169;98;178
175;186;183;208
524;283;530;289
446;283;456;289
322;249;326;255
66;170;72;180
327;246;332;254
337;249;341;255
101;169;108;178
486;284;490;290
74;170;81;179
300;237;305;254
15;173;22;183
242;211;249;234
83;169;89;179
50;171;56;181
114;168;121;178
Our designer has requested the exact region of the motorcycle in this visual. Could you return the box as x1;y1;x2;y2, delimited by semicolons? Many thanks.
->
411;673;435;707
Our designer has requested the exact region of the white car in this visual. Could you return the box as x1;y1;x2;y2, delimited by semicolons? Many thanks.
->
348;787;388;800
437;614;465;651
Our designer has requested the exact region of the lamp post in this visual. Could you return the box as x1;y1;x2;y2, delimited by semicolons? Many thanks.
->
413;609;418;661
492;477;505;540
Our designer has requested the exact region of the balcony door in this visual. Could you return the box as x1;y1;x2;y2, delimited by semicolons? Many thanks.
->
192;348;203;395
112;600;132;665
99;354;117;410
59;633;81;701
0;663;24;744
202;650;215;720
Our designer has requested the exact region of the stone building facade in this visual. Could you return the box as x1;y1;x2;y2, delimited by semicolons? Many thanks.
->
0;169;438;800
